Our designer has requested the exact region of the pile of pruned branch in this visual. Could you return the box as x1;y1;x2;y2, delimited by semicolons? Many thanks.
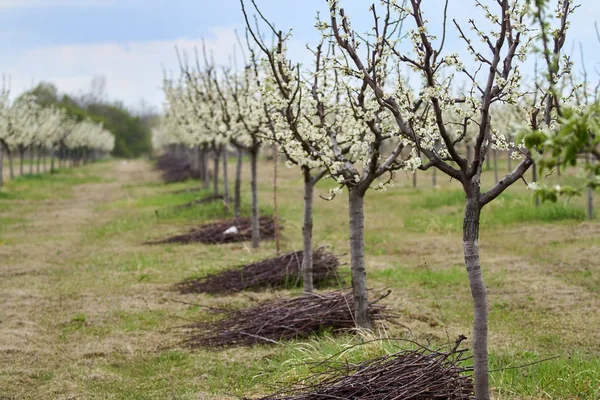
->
146;216;277;245
182;291;393;348
177;247;341;294
155;153;200;183
253;337;474;400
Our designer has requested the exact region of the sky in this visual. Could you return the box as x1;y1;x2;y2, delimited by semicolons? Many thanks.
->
1;0;598;112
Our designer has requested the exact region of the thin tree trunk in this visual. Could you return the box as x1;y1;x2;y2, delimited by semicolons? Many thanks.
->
250;149;260;249
588;156;594;220
507;150;512;172
19;150;24;176
201;148;209;189
0;146;3;188
432;167;437;187
51;149;56;172
463;196;489;400
467;145;474;164
485;148;490;170
234;147;243;218
493;149;498;184
29;147;34;175
213;148;220;197
412;171;417;188
222;147;230;213
532;162;540;207
8;151;14;179
273;146;280;254
36;145;42;174
348;188;370;329
301;166;314;293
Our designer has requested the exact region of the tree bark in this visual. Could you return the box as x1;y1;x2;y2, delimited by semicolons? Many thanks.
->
412;171;417;188
234;147;243;218
348;188;370;329
250;149;260;249
463;195;489;400
213;148;220;197
467;145;474;164
222;147;230;213
432;167;437;187
201;148;210;189
302;166;314;294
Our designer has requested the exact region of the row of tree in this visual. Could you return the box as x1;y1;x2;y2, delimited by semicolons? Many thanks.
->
0;86;115;187
151;1;598;399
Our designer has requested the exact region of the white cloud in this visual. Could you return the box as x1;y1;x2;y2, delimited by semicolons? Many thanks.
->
0;27;243;110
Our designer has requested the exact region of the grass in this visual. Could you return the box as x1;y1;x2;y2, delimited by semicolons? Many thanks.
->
0;158;598;399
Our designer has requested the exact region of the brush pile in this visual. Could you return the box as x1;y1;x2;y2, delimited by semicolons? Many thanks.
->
183;290;392;348
177;248;340;294
254;337;474;400
147;216;277;245
155;153;200;183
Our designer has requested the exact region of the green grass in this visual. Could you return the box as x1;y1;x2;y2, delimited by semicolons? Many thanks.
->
1;159;598;400
405;189;587;233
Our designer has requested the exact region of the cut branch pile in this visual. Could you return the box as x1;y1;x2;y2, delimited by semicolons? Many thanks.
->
177;247;341;294
155;153;200;183
146;216;277;245
182;290;392;348
254;337;474;400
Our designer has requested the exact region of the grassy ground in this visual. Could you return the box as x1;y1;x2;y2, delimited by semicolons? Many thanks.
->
0;157;598;399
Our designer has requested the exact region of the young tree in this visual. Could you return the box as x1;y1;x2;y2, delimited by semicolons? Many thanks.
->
324;0;574;398
243;0;419;324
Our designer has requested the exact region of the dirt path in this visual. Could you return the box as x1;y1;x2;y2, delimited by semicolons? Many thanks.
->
0;160;161;399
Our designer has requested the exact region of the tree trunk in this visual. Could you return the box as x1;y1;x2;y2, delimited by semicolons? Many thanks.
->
19;150;24;176
588;156;594;220
532;162;539;207
507;150;512;172
467;145;474;164
234;147;243;218
29;147;34;175
0;146;3;188
273;146;280;254
201;148;209;189
302;166;314;294
9;151;14;179
493;149;498;184
36;145;42;174
250;149;260;249
42;150;47;173
348;188;370;329
463;196;490;400
432;167;437;187
485;148;491;170
412;171;417;188
213;148;220;197
51;149;56;172
222;147;230;213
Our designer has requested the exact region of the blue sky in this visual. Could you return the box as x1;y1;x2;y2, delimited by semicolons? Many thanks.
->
1;0;598;111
